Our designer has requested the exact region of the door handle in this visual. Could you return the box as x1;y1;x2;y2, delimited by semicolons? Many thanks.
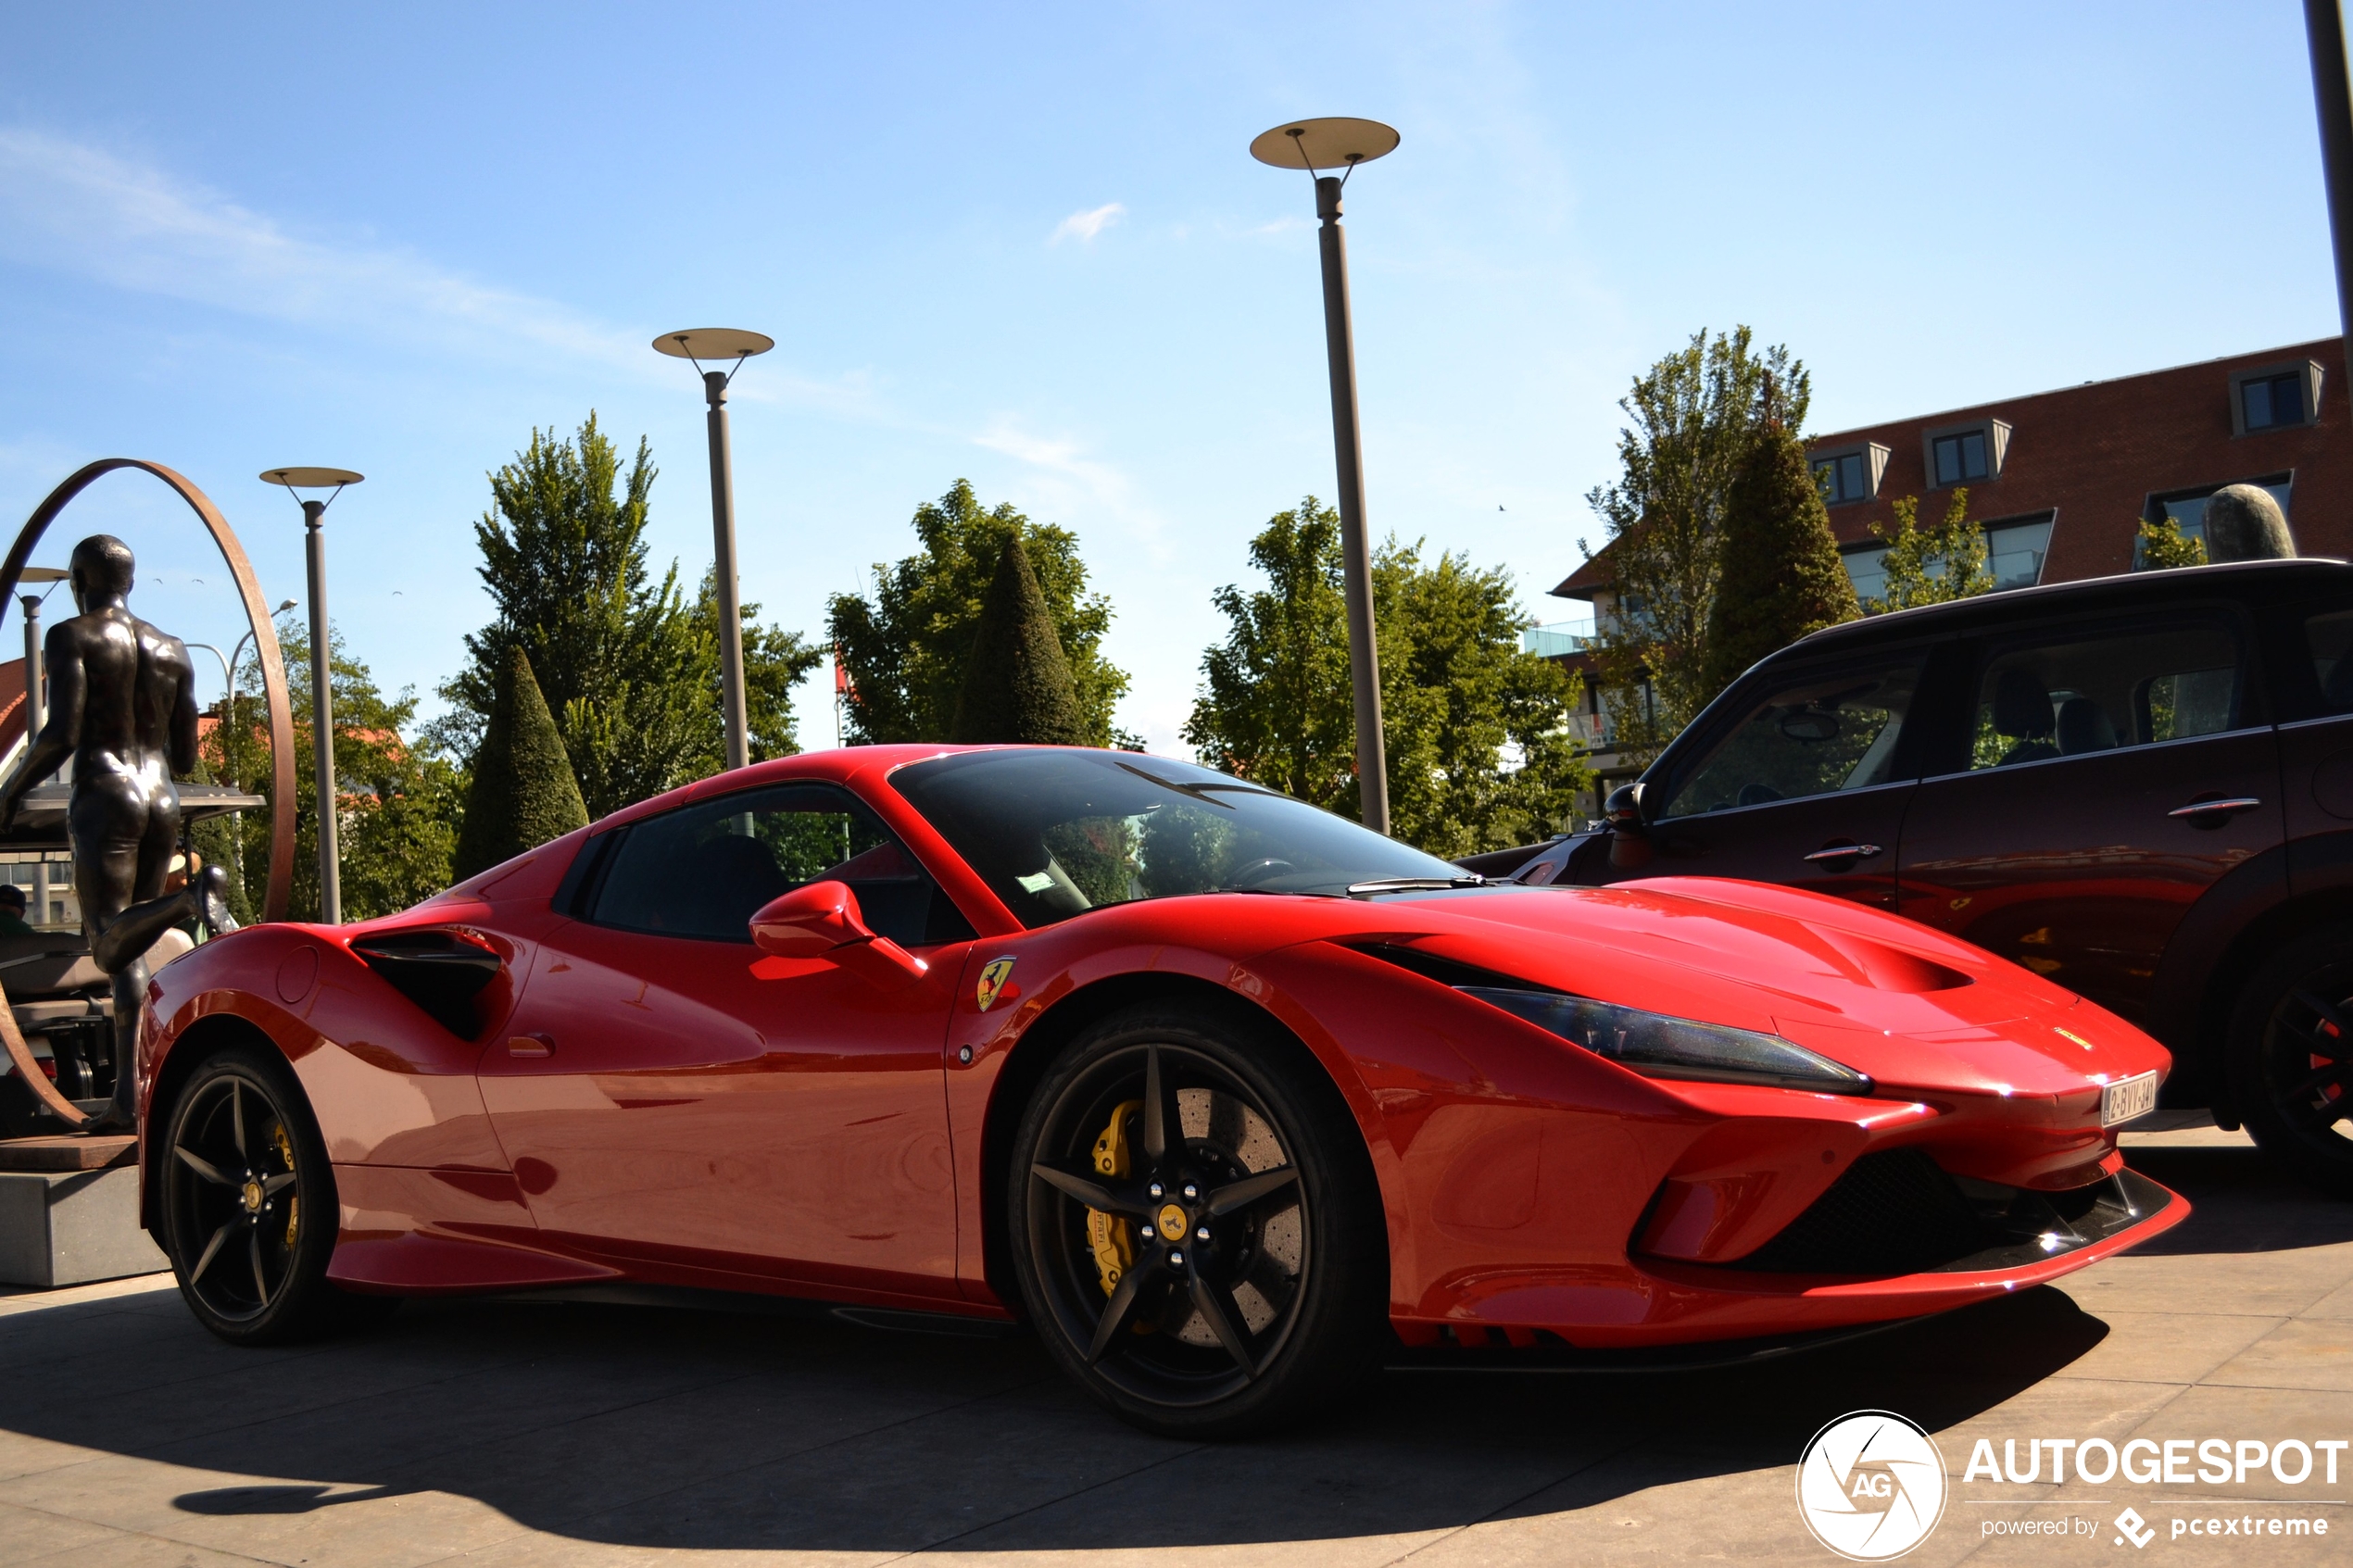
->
507;1034;553;1058
2167;797;2261;820
1802;843;1884;863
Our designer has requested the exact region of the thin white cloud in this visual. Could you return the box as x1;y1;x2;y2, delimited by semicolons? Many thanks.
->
1050;201;1126;246
972;416;1171;564
0;127;647;370
0;126;887;420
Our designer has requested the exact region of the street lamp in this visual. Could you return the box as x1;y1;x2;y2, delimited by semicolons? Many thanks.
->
18;566;65;925
654;327;774;773
1251;117;1401;834
261;468;362;923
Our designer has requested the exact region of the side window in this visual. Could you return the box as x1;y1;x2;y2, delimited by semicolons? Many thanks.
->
1967;619;2244;770
585;784;973;947
2306;608;2353;715
1657;656;1926;820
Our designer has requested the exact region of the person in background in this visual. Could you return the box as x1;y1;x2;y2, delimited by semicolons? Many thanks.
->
0;884;32;937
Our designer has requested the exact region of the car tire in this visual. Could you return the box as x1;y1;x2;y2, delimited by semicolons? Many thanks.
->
1007;1002;1388;1437
157;1043;377;1343
2228;922;2353;1198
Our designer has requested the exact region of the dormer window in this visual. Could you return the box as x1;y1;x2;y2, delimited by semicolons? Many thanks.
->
2232;360;2323;433
1809;442;1889;506
1921;419;2010;489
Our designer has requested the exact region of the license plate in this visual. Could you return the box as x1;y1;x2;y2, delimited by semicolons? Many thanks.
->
2102;1071;2159;1127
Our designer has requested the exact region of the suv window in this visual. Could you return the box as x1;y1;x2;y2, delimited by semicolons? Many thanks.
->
2306;608;2353;714
585;783;972;947
1967;619;2244;770
1657;656;1926;820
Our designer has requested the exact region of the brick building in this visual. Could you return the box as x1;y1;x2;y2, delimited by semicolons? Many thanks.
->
1535;337;2353;810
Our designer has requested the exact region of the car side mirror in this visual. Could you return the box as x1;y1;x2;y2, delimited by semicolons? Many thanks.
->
749;881;928;988
1604;783;1654;872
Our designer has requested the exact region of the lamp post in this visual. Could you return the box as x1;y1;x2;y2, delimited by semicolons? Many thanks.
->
2309;0;2353;400
1251;118;1402;834
654;328;774;772
261;468;362;923
18;566;66;926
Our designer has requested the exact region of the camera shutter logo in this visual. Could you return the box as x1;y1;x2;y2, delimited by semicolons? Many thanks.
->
1795;1411;1948;1561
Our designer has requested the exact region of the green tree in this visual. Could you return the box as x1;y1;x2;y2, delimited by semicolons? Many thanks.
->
949;533;1088;744
435;416;818;820
207;616;462;922
1185;497;1592;856
828;480;1129;746
1701;406;1860;696
1869;489;1992;612
1183;499;1357;809
453;648;589;881
2137;516;2208;571
1582;327;1806;762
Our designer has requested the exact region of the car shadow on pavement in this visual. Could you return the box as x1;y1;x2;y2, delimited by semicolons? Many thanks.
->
6;1271;2106;1554
2121;1141;2353;1254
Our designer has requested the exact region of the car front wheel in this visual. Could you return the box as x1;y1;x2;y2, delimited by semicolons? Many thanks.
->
159;1043;381;1342
2229;923;2353;1198
1008;1004;1387;1436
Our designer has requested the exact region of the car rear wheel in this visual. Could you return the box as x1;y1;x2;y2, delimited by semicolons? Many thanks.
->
159;1044;383;1342
1008;1004;1387;1436
2229;923;2353;1198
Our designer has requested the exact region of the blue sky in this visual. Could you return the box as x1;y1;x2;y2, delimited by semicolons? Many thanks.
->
0;3;2337;755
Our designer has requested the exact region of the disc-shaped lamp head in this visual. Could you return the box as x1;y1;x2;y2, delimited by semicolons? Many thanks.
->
19;568;67;583
259;468;364;489
1249;118;1401;171
653;329;774;361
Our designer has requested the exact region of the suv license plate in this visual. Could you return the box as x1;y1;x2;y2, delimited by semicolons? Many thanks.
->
2102;1072;2159;1127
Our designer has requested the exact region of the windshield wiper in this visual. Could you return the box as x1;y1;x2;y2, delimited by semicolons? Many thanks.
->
1344;875;1489;897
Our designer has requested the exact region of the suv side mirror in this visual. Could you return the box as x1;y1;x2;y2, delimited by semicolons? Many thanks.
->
1603;782;1655;872
749;881;928;988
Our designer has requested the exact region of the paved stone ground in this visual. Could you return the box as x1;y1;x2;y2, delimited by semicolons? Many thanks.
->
1;1125;2347;1567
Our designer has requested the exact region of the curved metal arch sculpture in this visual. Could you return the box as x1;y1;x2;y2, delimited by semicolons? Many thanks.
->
1;459;297;920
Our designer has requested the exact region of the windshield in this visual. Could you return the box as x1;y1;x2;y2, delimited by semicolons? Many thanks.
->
889;749;1467;927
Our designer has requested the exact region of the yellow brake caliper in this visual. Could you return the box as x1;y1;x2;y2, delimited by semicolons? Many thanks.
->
273;1125;297;1246
1087;1099;1140;1298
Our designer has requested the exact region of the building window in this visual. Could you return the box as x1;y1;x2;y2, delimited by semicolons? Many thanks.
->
2244;372;2306;431
1982;512;2055;592
2229;359;2323;436
1841;544;1890;605
2136;474;2293;567
1933;430;1986;484
1808;442;1888;506
1920;419;2010;489
1816;452;1867;503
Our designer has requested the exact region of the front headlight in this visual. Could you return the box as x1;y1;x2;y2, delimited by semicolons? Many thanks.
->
1460;986;1874;1095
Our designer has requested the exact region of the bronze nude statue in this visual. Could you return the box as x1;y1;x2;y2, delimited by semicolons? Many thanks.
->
0;534;231;1131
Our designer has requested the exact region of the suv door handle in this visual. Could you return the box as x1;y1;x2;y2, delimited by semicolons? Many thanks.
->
1803;843;1884;863
2167;797;2261;820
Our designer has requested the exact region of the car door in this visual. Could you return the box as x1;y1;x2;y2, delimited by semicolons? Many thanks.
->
1894;609;2284;1031
2276;597;2353;895
478;781;977;1302
1610;646;1938;909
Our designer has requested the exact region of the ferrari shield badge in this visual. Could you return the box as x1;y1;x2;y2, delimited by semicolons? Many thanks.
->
975;957;1017;1012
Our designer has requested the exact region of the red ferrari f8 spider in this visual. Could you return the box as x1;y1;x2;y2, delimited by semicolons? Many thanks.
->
138;746;2185;1434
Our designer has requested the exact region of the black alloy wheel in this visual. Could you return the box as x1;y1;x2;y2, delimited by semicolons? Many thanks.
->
2231;924;2353;1198
160;1045;367;1342
1009;1005;1385;1436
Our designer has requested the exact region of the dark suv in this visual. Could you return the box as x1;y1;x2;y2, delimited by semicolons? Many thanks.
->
1500;558;2353;1194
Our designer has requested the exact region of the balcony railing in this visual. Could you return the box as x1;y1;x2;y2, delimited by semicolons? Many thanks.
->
1522;620;1596;659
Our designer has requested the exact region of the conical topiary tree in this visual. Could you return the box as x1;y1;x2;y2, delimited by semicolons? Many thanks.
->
1701;415;1861;701
453;647;589;880
949;533;1088;745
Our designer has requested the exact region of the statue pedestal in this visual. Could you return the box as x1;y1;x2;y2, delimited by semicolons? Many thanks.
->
0;1135;166;1288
